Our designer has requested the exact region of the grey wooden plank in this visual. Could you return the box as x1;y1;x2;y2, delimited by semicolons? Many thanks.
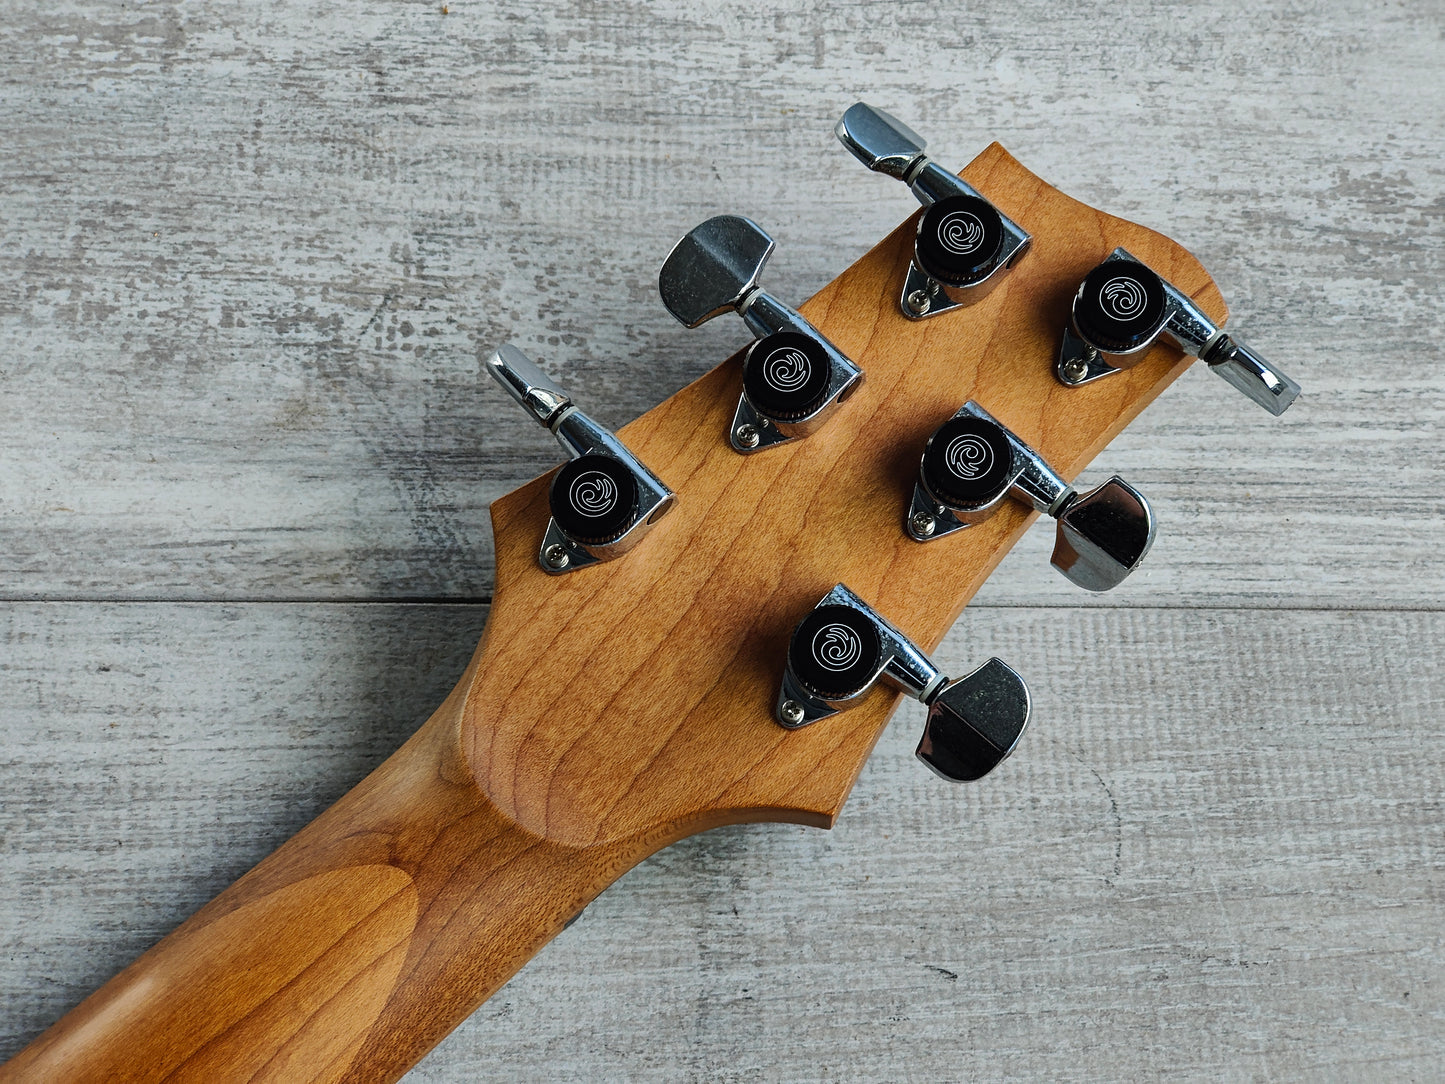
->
1;602;1439;1080
0;601;492;1067
0;1;1441;607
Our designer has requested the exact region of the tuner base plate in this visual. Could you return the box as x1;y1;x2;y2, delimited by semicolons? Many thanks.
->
1055;326;1124;386
898;262;964;321
906;482;973;543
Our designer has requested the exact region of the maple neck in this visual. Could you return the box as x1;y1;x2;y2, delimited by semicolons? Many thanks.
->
3;143;1224;1082
2;652;641;1083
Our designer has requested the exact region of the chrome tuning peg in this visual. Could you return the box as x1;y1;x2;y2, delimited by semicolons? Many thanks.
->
777;584;1031;783
907;401;1155;592
1057;247;1301;415
484;344;675;575
834;102;1032;320
658;214;864;454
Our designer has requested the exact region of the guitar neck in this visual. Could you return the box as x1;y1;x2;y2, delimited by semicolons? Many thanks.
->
1;651;635;1083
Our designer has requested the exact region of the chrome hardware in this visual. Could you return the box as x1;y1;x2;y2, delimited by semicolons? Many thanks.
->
835;102;1031;320
659;215;864;453
907;401;1156;592
484;344;675;574
1057;247;1301;415
777;585;1031;783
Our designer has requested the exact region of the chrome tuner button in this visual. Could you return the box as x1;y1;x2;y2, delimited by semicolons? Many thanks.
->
1057;247;1301;415
659;215;863;454
906;401;1156;592
484;344;675;575
834;102;1032;319
1050;477;1155;593
776;585;1031;784
917;658;1032;783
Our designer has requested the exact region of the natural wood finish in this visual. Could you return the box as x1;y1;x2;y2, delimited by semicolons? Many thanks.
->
473;143;1221;840
2;146;1224;1082
5;602;1441;1081
0;645;625;1082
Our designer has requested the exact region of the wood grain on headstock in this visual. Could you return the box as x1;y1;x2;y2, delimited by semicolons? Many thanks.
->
3;145;1223;1084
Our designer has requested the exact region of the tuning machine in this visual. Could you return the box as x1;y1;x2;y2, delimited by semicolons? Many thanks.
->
1057;247;1301;415
658;215;864;454
906;401;1155;592
835;102;1031;319
484;344;675;575
777;585;1031;783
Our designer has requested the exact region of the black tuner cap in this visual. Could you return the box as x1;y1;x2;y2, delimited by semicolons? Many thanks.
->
1072;259;1168;353
920;415;1014;510
788;604;884;702
914;194;1006;288
916;658;1031;783
741;331;834;421
548;454;639;546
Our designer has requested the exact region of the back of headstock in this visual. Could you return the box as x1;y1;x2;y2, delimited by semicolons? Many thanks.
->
471;139;1228;849
9;108;1302;1084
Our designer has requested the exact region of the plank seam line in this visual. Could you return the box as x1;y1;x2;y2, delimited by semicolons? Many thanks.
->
0;599;1442;615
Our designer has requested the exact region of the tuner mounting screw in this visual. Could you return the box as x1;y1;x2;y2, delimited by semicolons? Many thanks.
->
909;510;937;538
543;544;571;570
735;423;761;449
1060;355;1090;384
780;699;806;726
905;288;931;316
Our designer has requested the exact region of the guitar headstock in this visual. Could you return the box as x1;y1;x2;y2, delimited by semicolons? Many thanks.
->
464;139;1228;849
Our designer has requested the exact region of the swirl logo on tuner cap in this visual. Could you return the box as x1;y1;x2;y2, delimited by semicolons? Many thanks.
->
944;434;994;480
937;211;986;256
762;346;812;393
1100;275;1148;320
811;623;863;673
568;471;619;517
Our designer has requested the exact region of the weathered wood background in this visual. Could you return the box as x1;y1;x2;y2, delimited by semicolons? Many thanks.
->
1;1;1440;1080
